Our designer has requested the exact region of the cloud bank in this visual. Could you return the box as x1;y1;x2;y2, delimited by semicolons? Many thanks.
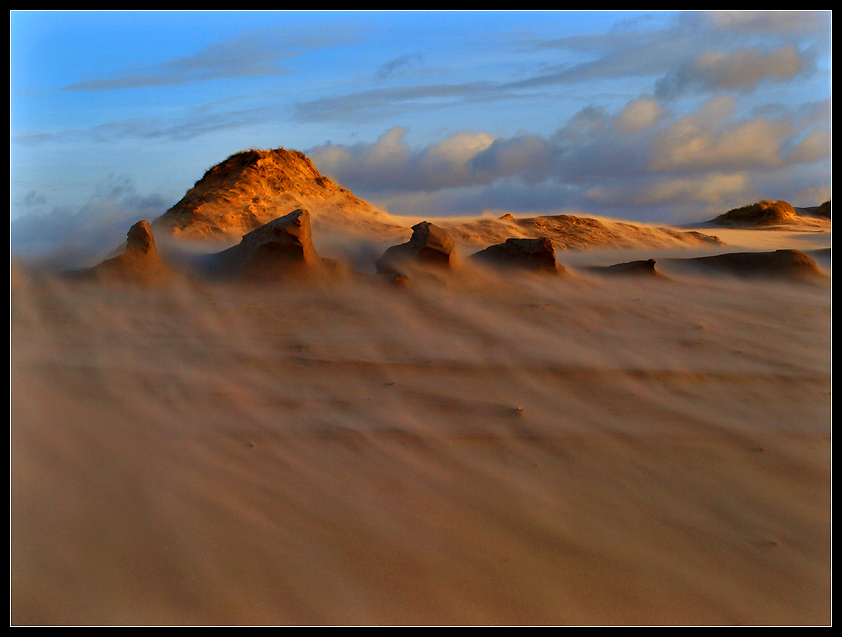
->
308;90;830;222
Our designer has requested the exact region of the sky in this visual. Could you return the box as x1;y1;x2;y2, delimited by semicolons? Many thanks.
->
9;10;832;256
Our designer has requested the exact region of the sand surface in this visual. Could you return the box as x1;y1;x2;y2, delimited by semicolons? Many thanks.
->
10;227;831;626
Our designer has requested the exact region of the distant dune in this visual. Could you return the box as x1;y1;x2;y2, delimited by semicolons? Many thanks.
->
709;199;831;231
796;200;831;219
442;213;725;251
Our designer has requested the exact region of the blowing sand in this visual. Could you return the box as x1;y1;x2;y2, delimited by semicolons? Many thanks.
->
10;226;831;626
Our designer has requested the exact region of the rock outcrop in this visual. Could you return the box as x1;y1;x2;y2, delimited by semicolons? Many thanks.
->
470;237;562;274
74;220;174;284
668;249;826;281
375;221;456;276
205;208;342;280
588;258;662;278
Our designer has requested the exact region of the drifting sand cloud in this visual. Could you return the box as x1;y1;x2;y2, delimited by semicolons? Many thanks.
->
11;235;831;625
10;11;831;622
10;145;831;626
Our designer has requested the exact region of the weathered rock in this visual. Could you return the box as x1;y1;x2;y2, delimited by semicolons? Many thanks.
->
667;249;826;281
588;258;662;278
470;237;562;274
375;221;456;275
208;208;334;280
73;220;174;284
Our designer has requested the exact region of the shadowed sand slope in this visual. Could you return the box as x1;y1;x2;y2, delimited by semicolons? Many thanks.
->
661;249;828;282
11;246;831;625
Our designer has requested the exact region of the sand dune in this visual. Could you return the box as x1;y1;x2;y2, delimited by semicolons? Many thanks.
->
710;200;831;231
439;212;726;252
151;148;404;244
10;218;831;625
10;146;832;625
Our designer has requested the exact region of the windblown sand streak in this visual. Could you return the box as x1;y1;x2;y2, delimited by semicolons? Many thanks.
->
10;147;831;625
10;248;830;625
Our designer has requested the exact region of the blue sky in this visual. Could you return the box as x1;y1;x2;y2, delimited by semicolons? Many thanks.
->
10;10;832;254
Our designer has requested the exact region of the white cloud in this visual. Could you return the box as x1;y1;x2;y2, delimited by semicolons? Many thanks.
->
307;84;827;224
310;126;498;193
656;44;812;98
786;130;831;164
707;10;830;37
634;173;752;206
617;97;665;134
650;97;793;172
